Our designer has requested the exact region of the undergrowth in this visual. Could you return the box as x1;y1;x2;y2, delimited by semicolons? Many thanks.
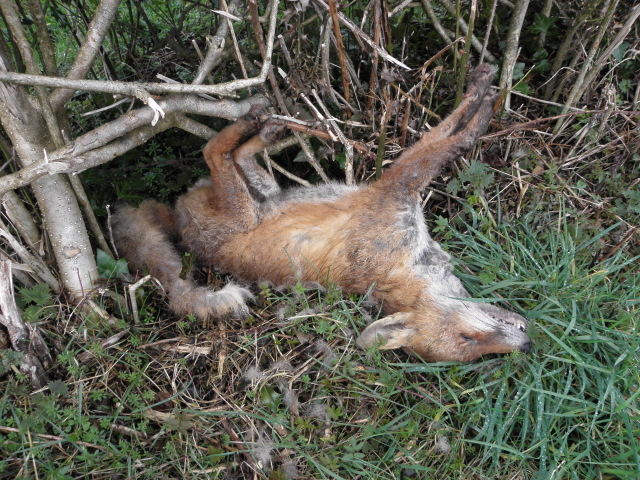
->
1;209;637;479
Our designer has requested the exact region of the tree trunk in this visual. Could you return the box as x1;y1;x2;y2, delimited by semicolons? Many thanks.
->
0;52;98;299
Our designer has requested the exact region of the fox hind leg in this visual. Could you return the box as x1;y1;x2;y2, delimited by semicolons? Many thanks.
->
422;63;497;140
233;117;286;201
380;64;499;191
112;200;252;319
113;107;285;320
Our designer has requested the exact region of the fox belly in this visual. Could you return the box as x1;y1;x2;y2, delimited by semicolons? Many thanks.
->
208;184;429;314
216;202;352;284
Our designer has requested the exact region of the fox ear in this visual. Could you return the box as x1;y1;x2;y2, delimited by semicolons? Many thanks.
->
356;313;415;350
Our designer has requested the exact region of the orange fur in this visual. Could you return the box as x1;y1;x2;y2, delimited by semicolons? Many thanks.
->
112;65;531;362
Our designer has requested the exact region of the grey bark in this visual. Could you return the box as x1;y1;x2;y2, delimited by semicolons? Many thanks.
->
498;0;531;111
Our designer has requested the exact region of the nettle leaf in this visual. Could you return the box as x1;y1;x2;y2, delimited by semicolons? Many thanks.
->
621;189;640;214
529;13;556;34
18;283;53;307
445;178;461;195
459;160;495;192
23;305;47;323
96;248;129;279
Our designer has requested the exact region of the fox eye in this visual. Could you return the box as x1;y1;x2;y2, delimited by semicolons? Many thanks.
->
461;334;478;344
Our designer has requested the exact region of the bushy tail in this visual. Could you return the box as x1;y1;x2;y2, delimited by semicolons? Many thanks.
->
111;200;253;319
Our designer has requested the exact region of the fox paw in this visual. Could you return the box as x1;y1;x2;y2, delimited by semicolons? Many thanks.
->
243;105;269;125
464;64;496;100
259;118;287;145
169;280;254;319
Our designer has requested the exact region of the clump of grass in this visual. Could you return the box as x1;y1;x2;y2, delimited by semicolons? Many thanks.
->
438;204;639;479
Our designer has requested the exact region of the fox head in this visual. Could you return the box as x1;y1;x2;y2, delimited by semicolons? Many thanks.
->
357;301;530;362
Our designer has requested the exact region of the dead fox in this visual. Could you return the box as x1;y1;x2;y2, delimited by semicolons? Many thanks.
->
112;64;530;362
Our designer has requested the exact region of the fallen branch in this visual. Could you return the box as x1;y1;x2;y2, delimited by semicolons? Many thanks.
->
0;260;50;388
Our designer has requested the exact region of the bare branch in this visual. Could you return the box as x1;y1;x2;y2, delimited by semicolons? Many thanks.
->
498;0;531;111
174;114;217;140
543;0;601;100
0;219;60;291
25;0;58;76
310;89;354;184
221;0;249;81
434;0;498;63
50;0;123;110
0;1;279;100
420;0;455;47
0;0;38;73
192;0;242;85
0;117;177;197
59;95;270;161
553;2;638;135
68;175;113;257
0;0;64;147
328;0;351;104
0;95;270;195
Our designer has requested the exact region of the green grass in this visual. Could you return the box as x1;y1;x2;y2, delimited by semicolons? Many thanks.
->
1;204;637;479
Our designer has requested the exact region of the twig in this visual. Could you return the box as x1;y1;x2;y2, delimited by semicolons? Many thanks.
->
249;1;290;113
0;95;271;196
327;0;351;104
49;0;122;110
220;0;249;82
277;35;306;93
553;2;639;136
419;0;455;47
311;89;354;184
279;119;371;156
173;114;217;140
484;110;604;139
312;0;410;70
508;90;589;112
417;37;463;77
480;0;498;64
439;0;498;63
293;132;330;182
1;189;42;251
498;0;531;111
76;329;130;363
0;220;60;291
68;174;113;257
128;275;156;325
0;0;278;99
389;83;440;121
543;0;600;101
25;0;57;76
